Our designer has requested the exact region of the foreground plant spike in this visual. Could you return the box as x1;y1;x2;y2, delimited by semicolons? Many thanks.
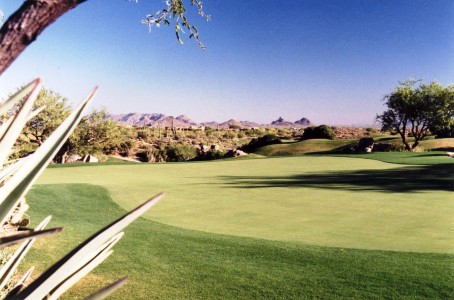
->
83;277;128;300
0;216;54;292
0;78;42;167
45;233;125;300
13;193;164;299
0;227;63;249
0;79;41;117
0;86;98;226
0;79;162;298
6;266;34;298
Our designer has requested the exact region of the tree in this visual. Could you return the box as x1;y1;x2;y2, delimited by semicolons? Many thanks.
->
23;88;72;145
65;108;132;158
301;125;335;140
377;80;454;150
0;0;208;75
240;134;281;153
4;87;72;159
428;85;454;138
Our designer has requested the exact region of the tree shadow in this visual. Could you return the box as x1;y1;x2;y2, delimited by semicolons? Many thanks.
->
220;164;454;193
432;147;454;152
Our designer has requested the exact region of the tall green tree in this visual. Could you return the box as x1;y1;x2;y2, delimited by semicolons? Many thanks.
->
24;88;72;145
4;87;72;159
377;80;454;150
66;108;132;157
428;85;454;138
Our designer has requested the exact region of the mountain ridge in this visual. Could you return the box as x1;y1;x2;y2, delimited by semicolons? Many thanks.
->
107;113;313;128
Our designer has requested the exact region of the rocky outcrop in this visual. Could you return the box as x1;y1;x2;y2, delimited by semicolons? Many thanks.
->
271;117;293;126
294;117;311;126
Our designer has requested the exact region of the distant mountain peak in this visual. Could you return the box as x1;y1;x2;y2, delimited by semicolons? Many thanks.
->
294;117;312;126
271;117;292;125
107;113;311;128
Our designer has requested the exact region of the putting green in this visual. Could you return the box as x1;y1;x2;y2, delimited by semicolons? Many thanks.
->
38;156;454;253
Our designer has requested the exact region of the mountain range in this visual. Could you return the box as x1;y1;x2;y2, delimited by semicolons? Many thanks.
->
107;113;312;128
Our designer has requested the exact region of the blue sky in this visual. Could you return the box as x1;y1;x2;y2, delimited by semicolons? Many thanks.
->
0;0;453;125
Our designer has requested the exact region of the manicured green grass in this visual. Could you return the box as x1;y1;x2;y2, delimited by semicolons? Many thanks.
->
37;156;454;253
25;184;454;299
255;139;355;156
256;137;454;157
333;151;454;165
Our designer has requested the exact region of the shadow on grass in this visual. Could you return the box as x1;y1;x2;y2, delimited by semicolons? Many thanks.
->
221;164;454;193
432;147;454;151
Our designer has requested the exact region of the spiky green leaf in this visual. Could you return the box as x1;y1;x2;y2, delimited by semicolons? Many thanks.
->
14;193;163;299
0;87;97;226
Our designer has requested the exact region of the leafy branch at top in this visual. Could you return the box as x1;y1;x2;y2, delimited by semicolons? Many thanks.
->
141;0;210;49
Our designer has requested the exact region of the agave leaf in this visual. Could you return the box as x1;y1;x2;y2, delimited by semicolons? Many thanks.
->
0;227;63;248
0;79;41;117
0;216;52;290
46;233;125;300
15;193;164;299
25;105;46;123
83;277;128;300
0;87;98;226
0;105;45;141
0;157;29;184
0;78;42;167
6;266;34;298
47;251;114;300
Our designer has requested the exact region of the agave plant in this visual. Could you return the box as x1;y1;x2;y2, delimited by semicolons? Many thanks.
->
0;79;163;299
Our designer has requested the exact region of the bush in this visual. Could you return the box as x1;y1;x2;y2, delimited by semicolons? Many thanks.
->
206;149;224;160
301;125;335;140
241;134;281;153
166;143;197;162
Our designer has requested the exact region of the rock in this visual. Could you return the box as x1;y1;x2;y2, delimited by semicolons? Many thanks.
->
224;149;248;158
66;154;82;163
81;154;98;163
233;149;247;156
358;137;374;153
211;144;220;151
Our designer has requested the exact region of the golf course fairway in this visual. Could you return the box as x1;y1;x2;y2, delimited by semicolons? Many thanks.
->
36;156;454;254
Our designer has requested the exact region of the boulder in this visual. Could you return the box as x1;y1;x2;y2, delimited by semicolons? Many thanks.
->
197;144;211;156
81;154;99;163
224;149;248;158
66;154;82;163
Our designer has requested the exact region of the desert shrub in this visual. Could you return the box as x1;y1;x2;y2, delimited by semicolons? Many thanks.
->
241;134;281;153
237;132;245;138
223;131;237;139
166;143;197;162
245;128;262;136
205;127;215;137
388;143;406;152
301;125;335;140
206;149;224;160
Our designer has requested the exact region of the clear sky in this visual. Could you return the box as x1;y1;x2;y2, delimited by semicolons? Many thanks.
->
0;0;453;125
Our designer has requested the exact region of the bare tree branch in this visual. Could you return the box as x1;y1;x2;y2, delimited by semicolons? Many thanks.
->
0;0;88;76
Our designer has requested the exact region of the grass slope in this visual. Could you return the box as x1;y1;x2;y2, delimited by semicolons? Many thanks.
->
25;184;454;299
255;139;354;156
256;137;454;158
37;156;454;253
